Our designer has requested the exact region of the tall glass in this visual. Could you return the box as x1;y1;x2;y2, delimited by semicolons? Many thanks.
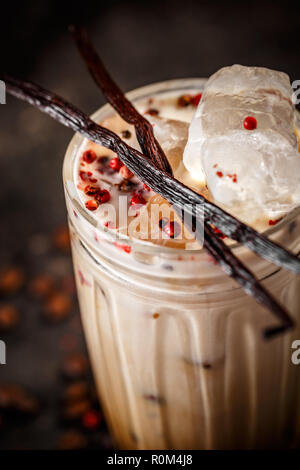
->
63;79;300;449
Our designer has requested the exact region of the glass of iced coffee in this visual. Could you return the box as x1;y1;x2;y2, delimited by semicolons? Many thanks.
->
63;76;300;450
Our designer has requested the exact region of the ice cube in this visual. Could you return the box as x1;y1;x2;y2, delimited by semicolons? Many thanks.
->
183;65;300;224
147;115;189;174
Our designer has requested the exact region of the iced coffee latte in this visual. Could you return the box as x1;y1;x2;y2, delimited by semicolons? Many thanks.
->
63;70;300;449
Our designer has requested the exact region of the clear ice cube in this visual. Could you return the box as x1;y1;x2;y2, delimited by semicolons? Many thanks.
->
148;115;189;174
183;65;300;224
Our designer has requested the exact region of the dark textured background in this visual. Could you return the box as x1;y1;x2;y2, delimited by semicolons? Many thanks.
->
0;0;300;450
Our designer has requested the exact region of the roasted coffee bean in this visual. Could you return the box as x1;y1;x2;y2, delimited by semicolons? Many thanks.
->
58;430;88;450
44;292;72;322
0;385;40;416
28;275;55;298
0;304;19;331
61;353;89;380
63;381;89;403
0;267;24;294
52;226;71;252
62;399;91;421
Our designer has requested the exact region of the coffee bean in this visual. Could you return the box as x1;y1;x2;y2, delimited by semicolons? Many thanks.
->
0;304;19;331
44;292;72;322
58;430;88;450
0;267;24;294
29;275;55;298
61;353;89;380
63;382;89;403
62;399;91;421
0;385;40;416
52;226;70;252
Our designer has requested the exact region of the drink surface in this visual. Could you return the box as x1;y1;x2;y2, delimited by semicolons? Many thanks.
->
74;89;205;249
73;69;300;249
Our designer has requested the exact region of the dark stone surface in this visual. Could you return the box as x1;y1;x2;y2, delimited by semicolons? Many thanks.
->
0;0;299;449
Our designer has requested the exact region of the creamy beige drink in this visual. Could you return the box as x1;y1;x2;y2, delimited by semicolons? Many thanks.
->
63;76;300;449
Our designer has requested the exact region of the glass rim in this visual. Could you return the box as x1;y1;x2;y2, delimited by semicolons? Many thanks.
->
63;77;300;256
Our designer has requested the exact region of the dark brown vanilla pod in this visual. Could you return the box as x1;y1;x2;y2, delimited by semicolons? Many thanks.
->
2;74;296;335
70;25;173;176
